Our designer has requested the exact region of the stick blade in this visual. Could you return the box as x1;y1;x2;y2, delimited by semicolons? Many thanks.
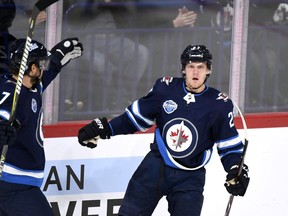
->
35;0;59;11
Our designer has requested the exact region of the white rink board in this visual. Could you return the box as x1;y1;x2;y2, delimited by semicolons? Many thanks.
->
43;127;288;216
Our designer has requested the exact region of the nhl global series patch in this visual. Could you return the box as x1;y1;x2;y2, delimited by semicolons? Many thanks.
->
163;100;178;114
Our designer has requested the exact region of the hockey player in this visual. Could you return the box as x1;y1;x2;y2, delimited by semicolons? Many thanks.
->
77;44;250;216
0;38;83;215
0;0;17;76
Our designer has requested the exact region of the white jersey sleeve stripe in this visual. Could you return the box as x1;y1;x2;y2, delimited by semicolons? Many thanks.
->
125;108;149;132
3;163;44;179
219;148;244;158
131;100;155;126
0;109;10;120
216;135;242;149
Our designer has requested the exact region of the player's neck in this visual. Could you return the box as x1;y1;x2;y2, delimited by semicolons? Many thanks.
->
186;84;206;94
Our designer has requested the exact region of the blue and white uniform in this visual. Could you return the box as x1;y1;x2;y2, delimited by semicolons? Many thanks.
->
110;76;244;215
0;36;83;216
0;69;59;187
110;76;243;171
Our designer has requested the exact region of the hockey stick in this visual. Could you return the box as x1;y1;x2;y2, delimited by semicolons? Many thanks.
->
224;102;249;216
0;0;59;178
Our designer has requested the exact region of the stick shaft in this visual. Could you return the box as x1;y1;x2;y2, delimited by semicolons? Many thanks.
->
224;195;234;216
223;102;249;216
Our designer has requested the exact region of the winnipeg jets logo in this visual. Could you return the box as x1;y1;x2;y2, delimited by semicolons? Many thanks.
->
169;121;189;150
163;119;198;158
161;76;173;86
216;92;229;102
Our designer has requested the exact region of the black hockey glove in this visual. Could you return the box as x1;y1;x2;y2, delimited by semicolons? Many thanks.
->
78;117;111;149
225;164;250;196
0;119;21;147
50;37;83;68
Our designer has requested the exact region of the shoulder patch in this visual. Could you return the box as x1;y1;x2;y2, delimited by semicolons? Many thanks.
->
216;92;229;102
161;76;173;86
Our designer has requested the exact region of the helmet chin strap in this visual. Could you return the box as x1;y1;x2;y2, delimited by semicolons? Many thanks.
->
183;70;210;93
204;73;210;83
185;77;206;93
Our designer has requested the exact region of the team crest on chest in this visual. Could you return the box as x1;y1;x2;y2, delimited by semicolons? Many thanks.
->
163;118;198;158
163;100;178;114
31;98;37;113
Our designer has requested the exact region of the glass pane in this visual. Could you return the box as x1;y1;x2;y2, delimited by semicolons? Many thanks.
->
59;0;235;121
246;1;288;112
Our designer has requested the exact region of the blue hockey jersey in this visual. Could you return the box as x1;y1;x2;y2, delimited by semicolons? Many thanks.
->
0;66;60;187
109;77;244;172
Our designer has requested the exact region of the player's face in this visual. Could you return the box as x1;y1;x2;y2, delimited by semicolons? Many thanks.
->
184;62;210;93
29;64;43;86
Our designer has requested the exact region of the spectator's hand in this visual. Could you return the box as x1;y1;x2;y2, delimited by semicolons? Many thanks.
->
273;3;288;24
173;6;197;28
78;117;111;149
225;164;250;196
0;119;21;147
50;38;83;67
